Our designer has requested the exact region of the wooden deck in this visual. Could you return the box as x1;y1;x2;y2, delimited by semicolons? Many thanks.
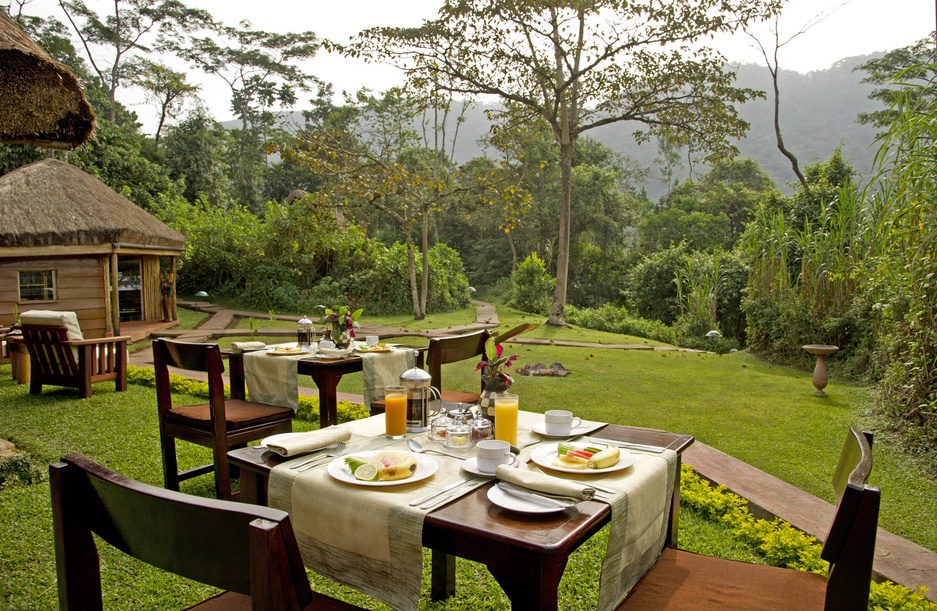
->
119;320;178;342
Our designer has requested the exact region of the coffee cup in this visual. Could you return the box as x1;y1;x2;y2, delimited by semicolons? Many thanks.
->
544;410;582;436
475;439;518;474
365;335;379;347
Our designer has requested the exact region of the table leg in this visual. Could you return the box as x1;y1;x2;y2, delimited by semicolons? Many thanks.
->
488;556;566;611
430;549;456;601
309;370;342;427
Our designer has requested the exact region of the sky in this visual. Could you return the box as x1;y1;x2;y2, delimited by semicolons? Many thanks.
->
17;0;936;135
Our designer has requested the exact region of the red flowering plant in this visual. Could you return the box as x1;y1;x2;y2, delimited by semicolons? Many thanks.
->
318;305;362;344
473;323;541;389
475;336;519;388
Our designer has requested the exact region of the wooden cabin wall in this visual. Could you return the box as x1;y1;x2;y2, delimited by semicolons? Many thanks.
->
0;256;108;337
141;255;161;320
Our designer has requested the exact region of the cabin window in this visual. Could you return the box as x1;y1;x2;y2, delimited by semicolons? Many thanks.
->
18;270;57;302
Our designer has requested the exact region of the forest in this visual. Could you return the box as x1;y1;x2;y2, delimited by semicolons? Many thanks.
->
1;2;935;467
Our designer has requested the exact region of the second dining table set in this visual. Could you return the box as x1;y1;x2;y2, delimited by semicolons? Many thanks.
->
222;338;693;611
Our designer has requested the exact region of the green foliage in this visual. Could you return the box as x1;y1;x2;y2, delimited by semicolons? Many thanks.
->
625;243;690;326
565;304;677;345
0;452;44;489
509;253;554;315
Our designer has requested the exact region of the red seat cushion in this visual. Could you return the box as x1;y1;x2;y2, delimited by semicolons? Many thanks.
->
167;400;294;430
616;547;828;610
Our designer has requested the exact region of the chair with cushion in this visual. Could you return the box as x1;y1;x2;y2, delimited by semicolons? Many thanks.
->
617;427;880;610
18;310;129;399
370;329;491;415
153;338;294;500
50;452;364;611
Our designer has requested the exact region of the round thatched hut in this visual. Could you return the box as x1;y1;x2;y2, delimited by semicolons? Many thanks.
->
0;159;185;337
0;9;95;149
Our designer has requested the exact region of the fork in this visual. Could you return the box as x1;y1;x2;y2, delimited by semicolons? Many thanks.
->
297;442;357;472
289;443;341;470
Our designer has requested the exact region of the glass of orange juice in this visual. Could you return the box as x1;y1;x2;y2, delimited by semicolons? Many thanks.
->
384;386;407;439
493;392;519;445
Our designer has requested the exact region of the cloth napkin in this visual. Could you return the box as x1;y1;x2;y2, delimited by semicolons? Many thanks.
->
231;341;266;351
243;348;300;411
264;428;351;458
361;349;415;409
495;464;596;500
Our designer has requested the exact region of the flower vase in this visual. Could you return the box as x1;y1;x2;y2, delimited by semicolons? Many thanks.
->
479;376;508;422
332;328;351;349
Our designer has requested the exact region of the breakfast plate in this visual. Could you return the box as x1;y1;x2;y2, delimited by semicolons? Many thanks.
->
357;345;393;353
486;485;568;514
529;443;635;474
326;450;438;487
266;346;309;356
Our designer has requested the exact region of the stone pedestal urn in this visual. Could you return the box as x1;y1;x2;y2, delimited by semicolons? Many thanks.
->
803;345;839;396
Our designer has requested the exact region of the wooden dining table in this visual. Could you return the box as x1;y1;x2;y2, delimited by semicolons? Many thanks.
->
228;421;693;610
225;346;425;427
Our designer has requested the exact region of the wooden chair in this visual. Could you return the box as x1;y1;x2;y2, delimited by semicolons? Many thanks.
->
18;310;129;399
370;329;491;415
50;452;364;611
617;427;880;611
153;338;294;500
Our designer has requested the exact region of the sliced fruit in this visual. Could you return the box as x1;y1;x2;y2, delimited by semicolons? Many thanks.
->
354;463;379;481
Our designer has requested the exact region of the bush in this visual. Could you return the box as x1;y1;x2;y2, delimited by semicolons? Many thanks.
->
565;304;677;345
625;243;689;326
509;253;555;315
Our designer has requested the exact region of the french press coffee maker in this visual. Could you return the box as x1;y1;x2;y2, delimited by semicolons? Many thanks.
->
399;356;441;433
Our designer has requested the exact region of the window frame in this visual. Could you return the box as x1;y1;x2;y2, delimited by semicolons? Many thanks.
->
17;269;57;303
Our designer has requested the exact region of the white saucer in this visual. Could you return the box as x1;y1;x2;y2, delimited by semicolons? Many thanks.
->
462;457;499;478
531;422;591;439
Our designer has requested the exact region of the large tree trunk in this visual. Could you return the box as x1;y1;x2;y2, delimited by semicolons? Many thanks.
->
405;234;423;320
548;140;573;326
420;208;429;318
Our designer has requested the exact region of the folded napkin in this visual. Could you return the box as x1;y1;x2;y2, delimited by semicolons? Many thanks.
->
232;341;266;351
495;464;596;501
264;428;351;457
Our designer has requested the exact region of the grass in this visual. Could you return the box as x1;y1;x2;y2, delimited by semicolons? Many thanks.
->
3;302;932;608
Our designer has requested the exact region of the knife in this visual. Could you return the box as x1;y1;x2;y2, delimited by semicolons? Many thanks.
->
589;439;665;453
496;483;576;508
409;478;472;507
421;485;472;510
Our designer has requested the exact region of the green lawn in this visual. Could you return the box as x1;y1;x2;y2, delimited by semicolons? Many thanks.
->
2;303;934;608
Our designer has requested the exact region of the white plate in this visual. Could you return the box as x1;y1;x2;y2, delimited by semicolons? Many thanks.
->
486;485;569;514
357;346;393;353
326;450;438;487
266;347;309;356
530;443;635;474
530;422;592;439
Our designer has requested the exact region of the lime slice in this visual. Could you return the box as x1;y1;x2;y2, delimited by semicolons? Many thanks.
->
354;463;379;481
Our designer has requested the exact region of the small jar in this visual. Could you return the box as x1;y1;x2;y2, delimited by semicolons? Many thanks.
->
444;420;473;450
470;412;493;443
430;413;453;443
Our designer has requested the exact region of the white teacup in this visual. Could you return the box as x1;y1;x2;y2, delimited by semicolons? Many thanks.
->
475;439;518;474
365;335;379;347
544;410;582;436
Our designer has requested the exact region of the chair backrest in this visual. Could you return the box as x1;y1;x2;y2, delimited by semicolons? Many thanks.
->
427;329;491;390
821;427;880;610
19;324;79;376
50;452;314;610
19;310;84;341
152;338;227;413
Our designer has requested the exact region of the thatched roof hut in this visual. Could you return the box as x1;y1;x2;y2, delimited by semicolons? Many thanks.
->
0;158;185;250
0;10;95;149
0;159;184;335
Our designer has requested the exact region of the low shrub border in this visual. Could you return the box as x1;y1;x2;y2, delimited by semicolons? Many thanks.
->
126;365;371;425
681;465;935;609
